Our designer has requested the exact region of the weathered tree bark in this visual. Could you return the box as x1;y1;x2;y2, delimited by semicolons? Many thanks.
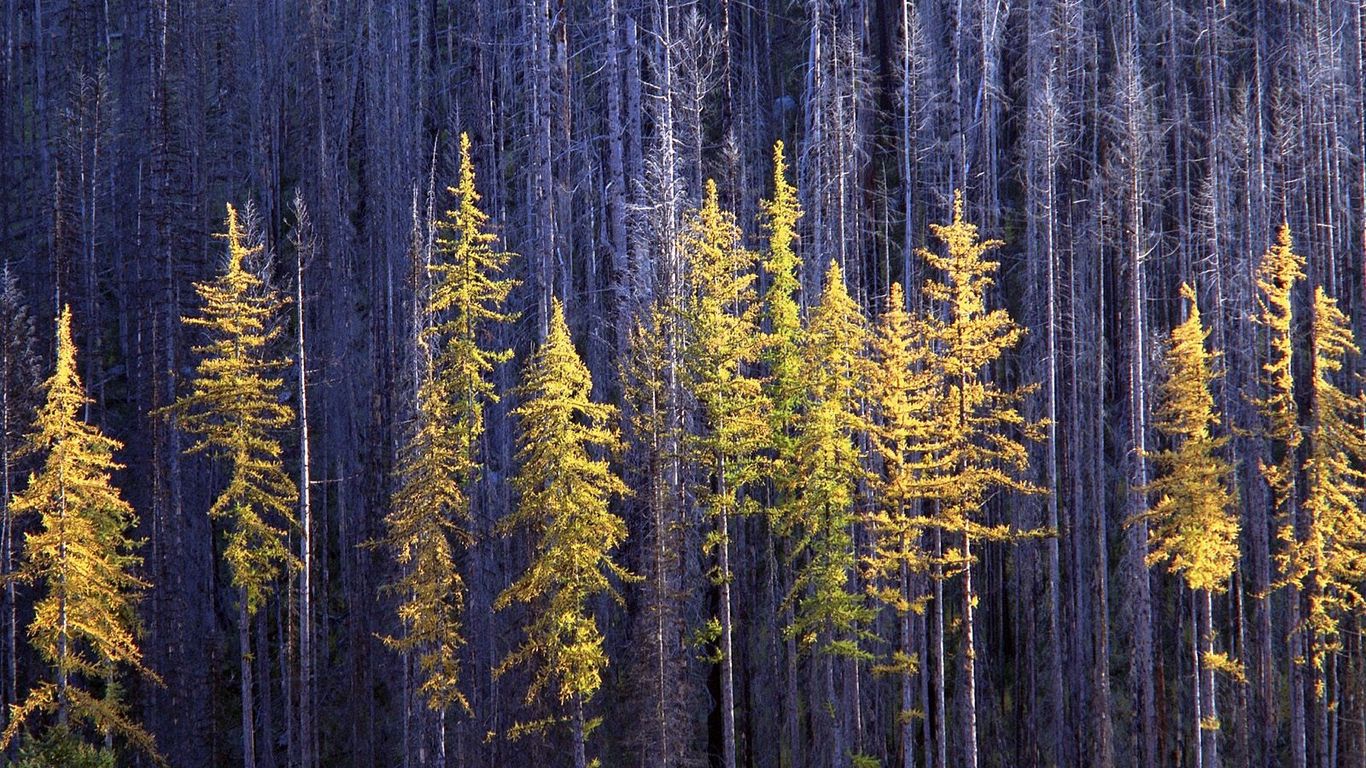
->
293;192;316;768
242;594;258;768
962;533;979;768
719;460;737;768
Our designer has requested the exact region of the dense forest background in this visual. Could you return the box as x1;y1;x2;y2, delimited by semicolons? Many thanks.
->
4;1;1366;767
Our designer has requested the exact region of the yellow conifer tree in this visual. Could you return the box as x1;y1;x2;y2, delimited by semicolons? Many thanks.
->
165;203;296;768
1254;224;1304;541
3;307;158;761
917;192;1042;768
680;179;765;768
760;140;806;500
785;260;874;763
1141;283;1238;762
495;300;632;768
383;133;516;725
1283;287;1366;745
865;282;939;757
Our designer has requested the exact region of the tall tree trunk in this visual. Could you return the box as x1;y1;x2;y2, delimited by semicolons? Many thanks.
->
242;594;257;768
1193;591;1204;768
962;533;978;768
933;527;947;768
295;200;316;768
573;694;587;768
720;468;737;768
257;605;276;768
901;556;915;768
1201;588;1219;768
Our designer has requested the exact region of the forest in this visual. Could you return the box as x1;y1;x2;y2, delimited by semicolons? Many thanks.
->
4;0;1366;767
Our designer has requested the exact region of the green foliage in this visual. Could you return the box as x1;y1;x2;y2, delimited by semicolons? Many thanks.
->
10;725;114;768
3;308;158;761
383;132;517;714
165;203;297;615
1141;283;1239;594
495;300;633;708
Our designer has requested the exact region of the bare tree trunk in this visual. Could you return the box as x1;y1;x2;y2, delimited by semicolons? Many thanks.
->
962;533;978;768
257;605;277;768
1201;588;1219;768
933;527;947;768
295;204;315;768
1193;591;1204;768
901;557;915;768
719;466;737;768
242;595;257;768
573;694;587;768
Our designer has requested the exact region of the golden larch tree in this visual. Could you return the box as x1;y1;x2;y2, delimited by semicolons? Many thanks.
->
1282;287;1366;761
1142;282;1238;766
3;307;158;761
917;191;1042;768
865;282;939;763
786;260;874;766
495;300;632;768
165;203;296;768
679;179;765;768
382;133;516;737
760;140;806;503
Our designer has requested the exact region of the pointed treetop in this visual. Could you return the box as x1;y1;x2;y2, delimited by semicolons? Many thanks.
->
887;281;906;313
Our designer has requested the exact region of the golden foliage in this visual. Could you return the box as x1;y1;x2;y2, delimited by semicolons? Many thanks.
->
383;133;517;714
495;301;633;707
1141;283;1239;594
4;307;159;760
166;203;297;615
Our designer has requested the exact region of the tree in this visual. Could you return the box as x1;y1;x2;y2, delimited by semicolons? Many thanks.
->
1280;286;1366;768
917;191;1042;768
759;139;807;762
381;133;516;762
865;282;937;768
1141;283;1239;768
786;259;873;768
287;191;318;768
165;204;297;768
1;263;39;727
495;300;631;768
1252;224;1306;768
680;179;765;768
761;140;806;497
1;307;157;760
